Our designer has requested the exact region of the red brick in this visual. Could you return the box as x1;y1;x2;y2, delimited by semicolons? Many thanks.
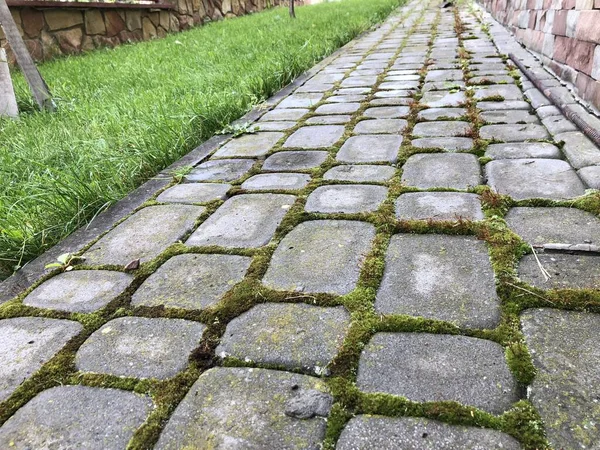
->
567;40;596;73
554;35;574;62
553;10;568;34
575;10;600;43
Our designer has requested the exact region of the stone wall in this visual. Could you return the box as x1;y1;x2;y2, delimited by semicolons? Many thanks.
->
477;0;600;109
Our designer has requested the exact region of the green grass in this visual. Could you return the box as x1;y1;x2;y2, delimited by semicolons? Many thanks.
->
0;0;404;279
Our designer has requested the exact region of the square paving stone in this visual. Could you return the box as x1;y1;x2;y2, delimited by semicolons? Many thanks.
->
354;119;408;134
84;205;204;266
356;333;519;414
76;317;206;379
157;183;231;204
263;220;375;295
323;165;396;183
186;159;254;182
417;107;466;121
337;135;402;163
485;159;586;200
0;318;82;402
261;108;309;121
305;185;388;214
214;132;283;157
277;93;324;108
0;386;152;450
401;153;481;189
284;126;345;148
23;270;133;313
411;137;474;151
412;121;472;137
395;192;484;222
479;124;549;141
364;106;411;119
485;142;562;160
242;173;311;191
186;194;295;248
375;234;500;328
518;253;600;290
480;110;539;124
263;151;328;171
131;254;251;310
521;308;600;450
315;103;360;115
306;115;352;125
336;416;521;450
155;367;332;450
216;303;351;373
421;91;466;107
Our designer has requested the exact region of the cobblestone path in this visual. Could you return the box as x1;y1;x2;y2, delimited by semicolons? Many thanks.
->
1;0;600;448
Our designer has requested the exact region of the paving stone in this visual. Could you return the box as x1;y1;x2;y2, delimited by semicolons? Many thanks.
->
524;88;551;108
323;165;396;183
335;87;371;95
480;110;539;124
354;119;408;134
276;93;324;108
395;192;484;221
0;317;82;402
0;385;152;450
305;185;388;214
261;108;309;121
411;137;474;151
518;253;600;290
186;159;254;182
357;333;518;414
554;131;600;169
385;74;420;81
76;317;205;379
578;165;600;189
242;173;310;191
479;124;549;141
131;254;251;310
370;97;414;106
485;159;586;200
379;81;420;90
417;107;466;121
296;82;334;93
425;69;463;82
186;194;295;248
306;115;352;125
485;142;562;159
263;220;375;295
421;91;467;107
256;121;297;131
474;85;523;101
155;367;331;450
337;135;402;163
214;132;283;157
326;94;367;103
284;126;345;148
157;183;231;204
477;100;531;110
84;205;203;266
364;106;410;119
315;103;361;115
263;151;328;171
341;76;378;87
536;105;561;119
336;416;522;450
422;81;465;92
373;90;414;98
521;308;600;449
401;153;481;189
469;75;515;84
541;116;577;135
23;270;133;313
376;234;500;328
412;121;472;137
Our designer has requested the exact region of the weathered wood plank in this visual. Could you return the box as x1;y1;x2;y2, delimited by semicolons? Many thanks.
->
0;48;18;117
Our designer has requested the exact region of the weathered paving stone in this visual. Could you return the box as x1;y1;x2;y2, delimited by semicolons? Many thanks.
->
0;318;82;402
521;308;600;449
370;97;413;106
411;137;473;151
23;270;133;313
480;110;539;124
417;107;466;121
485;142;562;160
364;106;410;118
479;124;549;141
341;75;378;87
469;75;515;85
327;94;367;103
306;115;352;125
84;205;203;266
155;367;332;450
477;100;530;111
157;183;231;204
305;185;388;214
579;166;600;189
421;91;466;107
422;81;465;92
255;121;297;131
186;159;254;182
277;92;324;108
186;194;295;248
336;416;522;450
76;317;206;379
376;234;500;328
131;254;251;310
474;85;523;101
401;153;481;189
485;159;586;200
357;333;518;413
315;103;360;115
263;220;375;295
555;131;600;169
214;132;283;157
518;253;600;290
412;121;472;137
0;385;152;450
395;192;484;221
541;116;578;135
242;173;311;191
216;303;351;373
425;69;463;82
283;125;345;148
379;81;419;90
337;135;402;163
335;87;371;95
263;151;328;171
323;165;395;183
261;108;309;121
354;119;408;134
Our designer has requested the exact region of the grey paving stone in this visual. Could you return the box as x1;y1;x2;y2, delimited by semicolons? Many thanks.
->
263;220;375;295
412;121;472;137
417;107;466;121
315;103;361;115
421;91;466;107
469;75;515;84
155;367;331;450
536;105;561;119
477;100;531;111
379;81;420;90
186;159;254;182
521;308;600;449
376;234;500;328
306;115;352;125
327;94;368;103
214;132;283;157
335;87;371;95
337;135;402;163
323;165;396;183
336;416;522;450
374;90;413;98
305;185;388;214
518;253;600;290
23;270;133;313
411;137;474;151
242;173;311;191
354;119;408;134
555;131;600;169
263;151;328;171
579;165;600;189
186;194;295;248
364;106;410;119
524;88;551;108
385;74;420;81
256;121;297;131
131;254;251;310
425;69;463;82
370;97;413;106
261;108;309;121
76;317;205;379
357;333;518;414
480;110;539;124
401;153;481;189
0;385;152;450
84;205;204;266
422;81;465;92
479;124;549;141
0;317;82;402
277;93;324;108
157;183;231;204
395;192;484;221
341;76;378;87
485;142;562;159
216;303;350;373
283;126;345;148
485;159;586;200
541;115;577;135
474;85;523;101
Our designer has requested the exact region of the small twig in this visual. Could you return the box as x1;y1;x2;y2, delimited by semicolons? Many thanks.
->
505;282;554;305
530;245;551;282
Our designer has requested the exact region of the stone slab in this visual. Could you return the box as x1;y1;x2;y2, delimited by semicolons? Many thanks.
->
417;107;466;121
327;94;367;103
518;253;600;290
364;106;411;119
305;185;388;214
420;91;467;107
323;165;396;183
578;166;600;189
242;173;311;191
157;183;231;204
485;143;562;160
554;131;600;169
255;121;297;131
186;159;254;182
354;119;408;134
480;110;539;124
412;121;472;137
477;100;531;111
337;135;402;163
283;125;345;149
541;116;577;135
306;115;352;125
315;103;360;115
395;192;484;221
474;85;523;101
277;93;324;108
411;137;474;151
214;132;283;157
479;124;549;142
401;153;481;189
425;69;463;82
261;108;309;121
263;151;328;171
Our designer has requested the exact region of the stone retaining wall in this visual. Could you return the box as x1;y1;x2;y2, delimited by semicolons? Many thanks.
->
477;0;600;109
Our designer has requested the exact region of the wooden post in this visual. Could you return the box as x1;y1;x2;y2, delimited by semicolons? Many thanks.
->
0;48;18;117
289;0;295;18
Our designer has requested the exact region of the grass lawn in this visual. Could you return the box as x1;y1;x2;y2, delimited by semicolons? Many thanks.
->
0;0;403;279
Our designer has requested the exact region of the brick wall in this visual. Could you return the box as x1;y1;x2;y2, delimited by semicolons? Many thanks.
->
478;0;600;109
